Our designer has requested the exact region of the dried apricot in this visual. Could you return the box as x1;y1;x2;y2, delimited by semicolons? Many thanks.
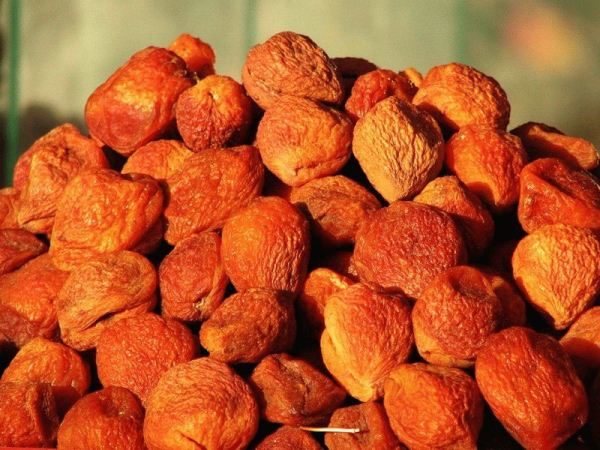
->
57;386;145;450
121;139;193;181
412;266;503;368
168;33;215;77
57;251;157;351
475;327;588;449
144;357;259;450
249;353;346;426
0;228;47;275
413;62;510;130
85;46;193;155
159;231;228;321
352;96;444;202
0;187;20;229
446;125;528;212
590;373;600;447
290;175;381;247
332;56;378;95
512;121;599;170
512;224;600;329
354;201;467;298
256;426;322;450
256;96;352;187
242;31;343;110
384;363;483;449
560;306;600;374
401;67;423;87
164;145;264;244
518;157;600;233
480;268;527;327
221;196;310;296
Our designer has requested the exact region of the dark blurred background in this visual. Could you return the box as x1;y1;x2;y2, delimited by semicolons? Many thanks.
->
1;0;599;186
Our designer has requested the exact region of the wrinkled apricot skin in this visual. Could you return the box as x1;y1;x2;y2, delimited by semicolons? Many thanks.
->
0;382;59;448
164;145;264;244
290;175;381;248
144;357;259;450
480;268;527;327
518;157;600;233
0;228;47;275
345;68;417;121
512;121;599;170
332;56;378;96
354;201;467;299
560;306;600;374
325;401;401;450
85;46;193;155
353;97;444;202
591;373;600;447
1;337;90;415
256;96;353;187
121;139;194;181
49;168;164;270
221;196;310;296
57;251;157;351
242;31;344;110
446;125;528;212
17;123;109;235
256;426;322;450
414;175;494;258
57;387;145;450
176;75;253;152
412;62;510;131
168;33;215;77
401;67;423;87
0;188;20;228
249;353;346;426
159;231;228;322
475;327;588;449
512;224;600;330
321;283;413;401
0;254;68;347
413;266;503;368
384;363;483;449
200;288;296;364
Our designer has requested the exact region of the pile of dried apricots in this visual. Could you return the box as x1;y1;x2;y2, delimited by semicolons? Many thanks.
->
1;31;599;450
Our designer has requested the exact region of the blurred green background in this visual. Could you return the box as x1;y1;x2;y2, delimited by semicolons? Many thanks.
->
1;0;599;186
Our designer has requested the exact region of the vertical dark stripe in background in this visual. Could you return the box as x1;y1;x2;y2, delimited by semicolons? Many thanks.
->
5;0;21;186
244;0;257;51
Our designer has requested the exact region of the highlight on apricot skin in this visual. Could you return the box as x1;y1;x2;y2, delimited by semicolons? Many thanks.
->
256;95;353;187
560;306;600;375
144;357;259;450
200;288;296;364
353;201;467;299
518;157;600;233
352;96;445;202
168;33;215;77
445;125;528;213
57;386;145;450
384;363;484;449
512;224;600;330
121;139;194;181
475;327;588;449
249;353;346;426
255;426;323;450
0;228;47;275
321;283;413;401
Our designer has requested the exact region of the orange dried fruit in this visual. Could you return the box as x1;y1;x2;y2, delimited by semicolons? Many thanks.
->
256;95;353;187
321;283;413;401
121;139;194;181
168;33;215;78
164;145;264;244
560;306;600;374
324;401;400;450
0;228;47;275
512;121;599;170
159;231;228;322
57;250;157;351
1;337;90;415
57;386;145;450
242;31;343;110
256;426;322;450
414;175;495;257
479;268;527;327
0;187;20;229
221;196;310;296
144;357;259;450
445;125;528;212
512;224;600;329
413;62;510;131
412;266;503;368
518;157;600;233
290;175;381;248
200;288;296;364
384;363;483;449
332;56;378;95
475;327;588;449
249;353;346;426
49;168;163;270
352;96;444;202
590;373;600;447
85;46;193;155
0;382;59;448
354;201;467;298
400;67;423;88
